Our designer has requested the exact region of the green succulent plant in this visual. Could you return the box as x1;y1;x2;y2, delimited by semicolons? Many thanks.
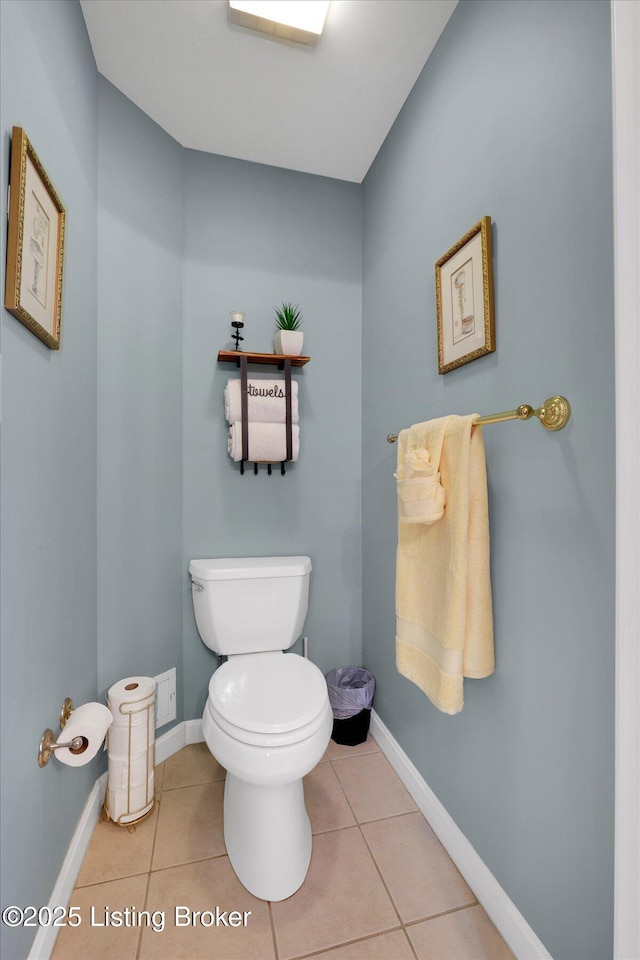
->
274;302;303;331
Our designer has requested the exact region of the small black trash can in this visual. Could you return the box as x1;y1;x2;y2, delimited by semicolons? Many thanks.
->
325;667;376;746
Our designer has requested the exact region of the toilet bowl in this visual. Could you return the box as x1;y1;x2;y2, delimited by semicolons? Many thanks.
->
203;651;332;900
189;556;332;901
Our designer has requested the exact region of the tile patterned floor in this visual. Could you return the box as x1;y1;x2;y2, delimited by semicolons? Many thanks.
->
52;736;514;960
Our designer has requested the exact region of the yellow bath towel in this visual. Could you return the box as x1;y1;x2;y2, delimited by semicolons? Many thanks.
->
395;415;494;714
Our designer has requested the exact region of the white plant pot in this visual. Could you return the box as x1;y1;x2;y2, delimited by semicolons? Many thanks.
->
274;330;304;356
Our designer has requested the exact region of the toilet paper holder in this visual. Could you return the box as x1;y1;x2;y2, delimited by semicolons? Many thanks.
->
38;698;87;767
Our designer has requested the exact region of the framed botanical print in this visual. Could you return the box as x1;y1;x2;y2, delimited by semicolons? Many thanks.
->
435;216;495;374
4;127;66;350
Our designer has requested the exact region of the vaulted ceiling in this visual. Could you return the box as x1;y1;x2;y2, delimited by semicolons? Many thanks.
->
80;0;457;182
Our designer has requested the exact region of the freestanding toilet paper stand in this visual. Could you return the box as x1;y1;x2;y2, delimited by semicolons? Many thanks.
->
103;686;156;830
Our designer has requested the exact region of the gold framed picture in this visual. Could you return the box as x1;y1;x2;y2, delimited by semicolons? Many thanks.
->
4;127;66;350
435;216;495;374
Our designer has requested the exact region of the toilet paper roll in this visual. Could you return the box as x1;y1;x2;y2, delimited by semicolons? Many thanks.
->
55;703;113;767
108;754;151;789
108;757;127;791
108;713;154;737
109;719;154;743
108;770;154;804
108;776;154;822
128;756;152;786
108;723;154;756
108;676;155;718
111;711;153;728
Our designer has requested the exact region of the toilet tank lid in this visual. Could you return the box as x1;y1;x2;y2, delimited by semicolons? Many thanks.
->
189;556;312;581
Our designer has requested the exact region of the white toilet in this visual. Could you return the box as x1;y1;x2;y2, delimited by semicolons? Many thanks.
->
189;555;332;901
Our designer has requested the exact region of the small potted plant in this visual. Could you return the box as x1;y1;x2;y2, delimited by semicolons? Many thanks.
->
274;302;304;356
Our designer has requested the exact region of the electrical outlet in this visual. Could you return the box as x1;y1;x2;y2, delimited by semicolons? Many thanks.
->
154;668;177;727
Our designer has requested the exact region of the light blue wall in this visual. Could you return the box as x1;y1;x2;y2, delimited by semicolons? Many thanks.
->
0;3;98;958
182;151;362;720
362;2;615;959
96;77;184;712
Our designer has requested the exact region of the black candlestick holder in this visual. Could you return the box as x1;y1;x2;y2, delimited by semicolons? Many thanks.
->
230;311;245;351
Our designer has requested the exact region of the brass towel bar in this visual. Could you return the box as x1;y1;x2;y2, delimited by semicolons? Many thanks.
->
386;395;571;443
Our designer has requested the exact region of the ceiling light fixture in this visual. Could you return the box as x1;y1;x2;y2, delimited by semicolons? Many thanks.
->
228;1;331;46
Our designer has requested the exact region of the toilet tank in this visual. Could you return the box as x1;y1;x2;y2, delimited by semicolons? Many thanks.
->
189;556;312;656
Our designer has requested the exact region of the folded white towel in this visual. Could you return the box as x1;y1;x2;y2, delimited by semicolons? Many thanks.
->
228;422;300;463
225;379;299;425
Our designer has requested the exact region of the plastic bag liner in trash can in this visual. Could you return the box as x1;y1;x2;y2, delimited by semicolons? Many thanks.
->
325;667;375;746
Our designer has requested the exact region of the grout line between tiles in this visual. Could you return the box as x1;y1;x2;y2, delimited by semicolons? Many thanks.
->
402;899;480;929
161;780;225;792
267;900;280;960
357;819;405;929
136;868;153;960
308;809;427;840
348;808;421;827
323;746;381;763
403;924;421;960
73;869;151;890
149;850;229;876
327;758;358;821
330;754;420;925
328;753;406;931
136;780;164;960
161;771;226;791
146;782;163;874
287;924;404;960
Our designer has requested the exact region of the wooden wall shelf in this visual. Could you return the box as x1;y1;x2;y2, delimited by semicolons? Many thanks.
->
217;350;310;368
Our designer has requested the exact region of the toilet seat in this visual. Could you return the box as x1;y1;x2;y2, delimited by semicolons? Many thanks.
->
207;652;329;748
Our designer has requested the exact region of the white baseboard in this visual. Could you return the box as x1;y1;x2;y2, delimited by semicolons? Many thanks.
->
184;718;204;745
369;710;551;960
28;773;108;960
155;721;186;763
30;722;199;959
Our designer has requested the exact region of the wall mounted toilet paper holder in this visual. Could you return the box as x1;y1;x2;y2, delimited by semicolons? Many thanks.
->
59;696;74;728
38;697;87;767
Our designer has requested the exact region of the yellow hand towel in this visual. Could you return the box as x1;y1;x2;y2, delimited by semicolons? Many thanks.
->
395;415;494;714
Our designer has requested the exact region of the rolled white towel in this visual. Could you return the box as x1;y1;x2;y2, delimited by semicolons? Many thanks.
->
225;379;299;424
228;422;300;463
